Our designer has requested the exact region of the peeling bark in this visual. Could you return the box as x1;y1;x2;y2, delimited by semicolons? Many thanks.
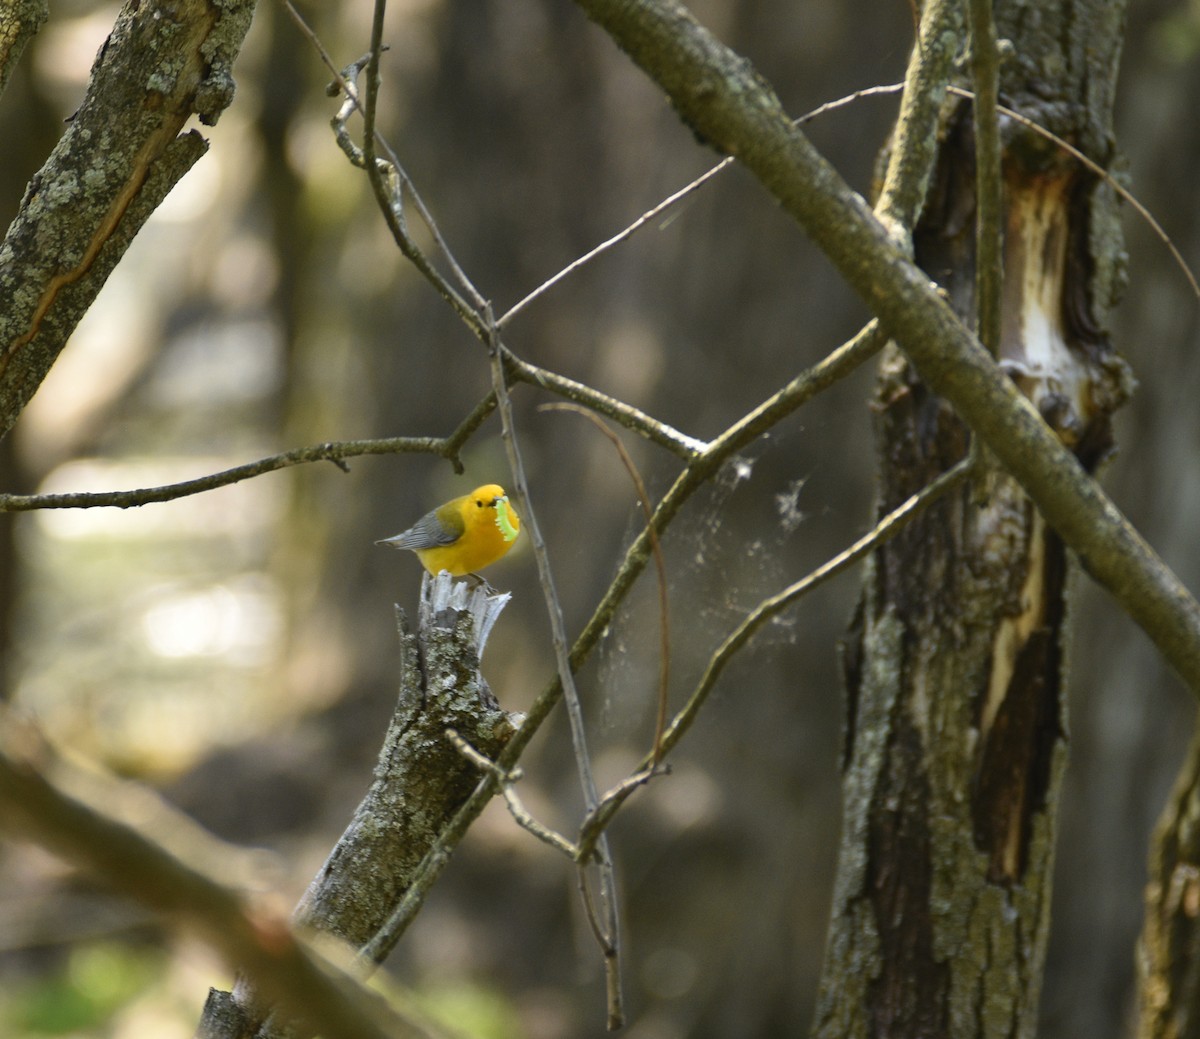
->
814;1;1131;1035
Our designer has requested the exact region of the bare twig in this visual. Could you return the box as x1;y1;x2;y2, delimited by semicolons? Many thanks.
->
484;312;626;1029
445;728;582;859
0;398;497;511
359;0;482;329
577;766;665;863
279;0;348;98
506;347;704;458
499;83;910;330
497;158;734;328
540;403;671;764
655;456;974;765
966;0;1004;354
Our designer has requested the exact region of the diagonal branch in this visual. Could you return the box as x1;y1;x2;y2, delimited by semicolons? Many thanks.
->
0;0;257;441
567;0;1200;695
486;316;626;1029
362;315;889;956
966;0;1004;354
0;732;413;1039
0;0;47;100
873;0;961;245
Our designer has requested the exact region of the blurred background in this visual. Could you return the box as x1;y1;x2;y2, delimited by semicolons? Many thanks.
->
0;0;1197;1036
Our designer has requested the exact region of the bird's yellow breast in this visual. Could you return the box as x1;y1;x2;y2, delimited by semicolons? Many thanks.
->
415;485;520;576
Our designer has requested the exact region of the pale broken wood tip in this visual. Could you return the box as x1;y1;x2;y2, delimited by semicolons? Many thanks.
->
418;570;512;656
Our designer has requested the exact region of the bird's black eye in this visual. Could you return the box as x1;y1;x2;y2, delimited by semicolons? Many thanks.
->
475;499;484;508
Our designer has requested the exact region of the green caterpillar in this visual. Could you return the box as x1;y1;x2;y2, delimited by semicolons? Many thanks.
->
494;498;519;543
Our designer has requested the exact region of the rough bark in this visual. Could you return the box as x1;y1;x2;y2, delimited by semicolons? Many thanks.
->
0;0;47;100
196;573;519;1039
1140;720;1200;1039
570;0;1200;694
813;0;1131;1035
0;0;257;440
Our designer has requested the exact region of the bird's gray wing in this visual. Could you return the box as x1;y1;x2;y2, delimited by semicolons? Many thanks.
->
377;510;460;550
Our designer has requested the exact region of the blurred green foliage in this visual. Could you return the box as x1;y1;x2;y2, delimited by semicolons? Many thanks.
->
0;942;163;1037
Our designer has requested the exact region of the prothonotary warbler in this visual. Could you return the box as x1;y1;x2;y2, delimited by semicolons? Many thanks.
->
377;484;521;577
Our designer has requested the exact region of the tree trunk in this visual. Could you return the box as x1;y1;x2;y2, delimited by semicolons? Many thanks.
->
1139;720;1200;1039
813;1;1131;1035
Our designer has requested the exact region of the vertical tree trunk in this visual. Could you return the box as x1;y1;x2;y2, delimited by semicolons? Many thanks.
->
813;2;1131;1035
1139;722;1200;1039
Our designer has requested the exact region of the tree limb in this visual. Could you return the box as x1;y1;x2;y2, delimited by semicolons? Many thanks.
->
0;727;414;1039
567;0;1200;695
0;0;257;440
0;0;47;99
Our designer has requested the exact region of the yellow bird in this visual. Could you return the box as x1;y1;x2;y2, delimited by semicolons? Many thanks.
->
377;483;521;577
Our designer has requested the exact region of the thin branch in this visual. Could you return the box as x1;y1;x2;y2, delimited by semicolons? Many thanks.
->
445;728;582;859
499;83;909;331
0;397;498;511
505;346;705;458
485;313;625;1029
655;456;974;764
873;0;962;244
279;0;347;97
575;862;621;1025
358;0;482;331
966;0;1004;354
707;319;886;459
570;0;1200;693
497;158;733;328
577;766;665;863
327;1;484;314
310;20;487;320
540;403;671;764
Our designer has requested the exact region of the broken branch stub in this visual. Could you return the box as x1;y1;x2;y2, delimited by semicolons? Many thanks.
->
198;572;519;1039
